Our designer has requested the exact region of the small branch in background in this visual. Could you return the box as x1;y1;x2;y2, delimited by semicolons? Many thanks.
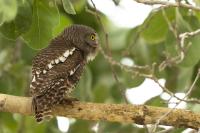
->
159;8;184;69
123;22;150;56
177;28;200;63
179;28;200;39
179;28;200;52
151;76;200;104
161;8;178;40
17;116;26;133
144;124;151;133
134;0;200;12
99;47;152;77
1;94;200;129
159;6;200;69
151;68;200;132
184;69;200;97
88;0;129;103
13;37;22;63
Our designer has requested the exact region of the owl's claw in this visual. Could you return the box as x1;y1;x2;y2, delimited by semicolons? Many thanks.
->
59;97;79;106
67;97;79;101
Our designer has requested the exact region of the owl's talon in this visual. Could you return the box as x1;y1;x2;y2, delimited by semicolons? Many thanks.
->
67;97;79;101
59;97;79;106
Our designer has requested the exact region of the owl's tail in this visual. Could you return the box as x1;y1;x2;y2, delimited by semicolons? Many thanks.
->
31;83;68;123
32;96;52;123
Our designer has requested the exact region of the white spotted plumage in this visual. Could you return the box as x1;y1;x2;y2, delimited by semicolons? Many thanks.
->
43;70;47;74
55;59;59;64
45;48;76;72
32;75;36;82
30;47;78;94
36;71;40;75
51;60;55;65
48;63;53;69
63;50;70;57
59;56;66;62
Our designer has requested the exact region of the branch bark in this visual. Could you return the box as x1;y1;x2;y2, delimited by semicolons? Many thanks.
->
0;93;200;129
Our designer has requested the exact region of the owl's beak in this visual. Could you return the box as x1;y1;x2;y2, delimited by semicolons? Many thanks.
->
93;42;98;47
89;41;98;48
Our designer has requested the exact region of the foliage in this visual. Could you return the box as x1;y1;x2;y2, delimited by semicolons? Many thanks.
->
1;0;200;132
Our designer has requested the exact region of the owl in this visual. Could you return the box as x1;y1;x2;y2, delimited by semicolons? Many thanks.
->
29;24;99;122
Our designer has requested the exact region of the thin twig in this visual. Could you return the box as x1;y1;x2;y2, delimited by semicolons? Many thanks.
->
179;28;200;53
151;69;200;132
185;69;200;97
134;0;200;12
161;8;184;66
151;76;200;104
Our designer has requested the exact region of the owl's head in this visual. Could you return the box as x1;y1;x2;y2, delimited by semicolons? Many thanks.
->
63;24;99;61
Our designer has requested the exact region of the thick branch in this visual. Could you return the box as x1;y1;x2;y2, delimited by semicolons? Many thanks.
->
0;94;200;129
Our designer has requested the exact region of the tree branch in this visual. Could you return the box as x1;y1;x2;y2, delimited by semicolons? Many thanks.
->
134;0;200;12
0;93;200;129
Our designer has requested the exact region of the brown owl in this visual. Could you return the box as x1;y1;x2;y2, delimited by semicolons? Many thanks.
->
29;24;99;122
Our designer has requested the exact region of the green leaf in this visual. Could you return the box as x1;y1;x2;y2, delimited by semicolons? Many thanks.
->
53;14;72;37
72;0;86;13
141;7;175;44
0;0;17;25
0;113;17;132
100;122;144;133
24;116;47;133
189;66;200;98
62;0;76;15
113;0;121;5
146;96;166;107
93;84;109;103
194;0;200;6
0;12;4;26
122;72;144;88
21;43;37;65
176;9;192;32
164;31;178;57
176;10;200;67
176;67;193;91
165;67;178;92
110;28;129;50
68;120;94;133
180;35;200;67
74;67;93;101
23;0;59;50
110;84;124;103
0;1;32;39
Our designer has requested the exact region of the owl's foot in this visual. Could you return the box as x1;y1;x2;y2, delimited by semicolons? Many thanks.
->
59;97;79;106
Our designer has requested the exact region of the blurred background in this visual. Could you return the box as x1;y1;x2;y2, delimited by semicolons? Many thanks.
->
0;0;200;132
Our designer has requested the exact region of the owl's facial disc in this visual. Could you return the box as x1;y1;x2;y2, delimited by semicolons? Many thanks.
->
85;33;99;48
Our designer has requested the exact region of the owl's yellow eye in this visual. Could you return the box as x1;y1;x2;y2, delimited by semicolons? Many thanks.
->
90;34;96;40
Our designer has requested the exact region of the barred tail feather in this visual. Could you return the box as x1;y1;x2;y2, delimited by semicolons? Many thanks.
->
32;96;52;123
31;81;70;123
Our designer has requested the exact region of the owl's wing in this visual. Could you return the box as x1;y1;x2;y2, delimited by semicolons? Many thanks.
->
30;49;85;96
32;37;69;75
